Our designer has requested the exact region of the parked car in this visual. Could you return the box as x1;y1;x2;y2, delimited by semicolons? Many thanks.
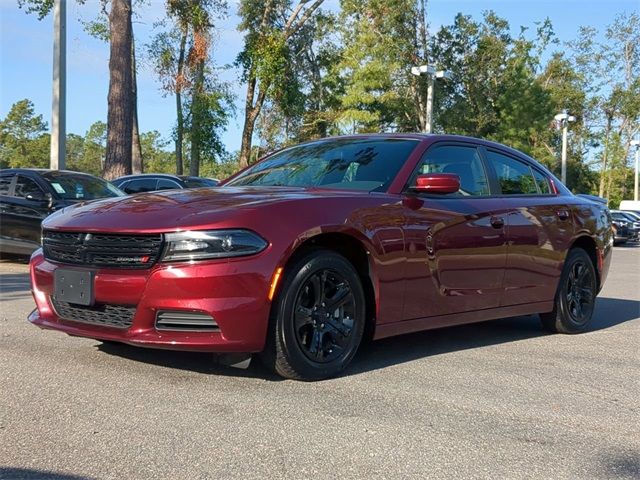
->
112;174;218;194
610;210;640;241
28;134;612;380
611;219;632;245
0;168;124;255
615;209;640;223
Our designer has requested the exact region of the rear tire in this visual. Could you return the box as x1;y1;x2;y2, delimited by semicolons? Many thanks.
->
540;248;597;334
261;249;366;381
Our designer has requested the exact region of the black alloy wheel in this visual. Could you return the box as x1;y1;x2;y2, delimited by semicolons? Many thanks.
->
540;248;597;334
293;268;357;364
261;249;366;380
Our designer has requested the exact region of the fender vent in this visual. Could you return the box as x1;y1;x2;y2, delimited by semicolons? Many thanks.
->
155;311;219;332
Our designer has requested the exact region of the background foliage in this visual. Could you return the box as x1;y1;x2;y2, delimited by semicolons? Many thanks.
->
4;3;639;205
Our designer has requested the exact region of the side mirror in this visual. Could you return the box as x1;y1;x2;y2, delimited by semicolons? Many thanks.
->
411;173;460;194
26;192;46;202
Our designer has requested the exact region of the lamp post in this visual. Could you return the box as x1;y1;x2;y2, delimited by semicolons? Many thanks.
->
410;65;451;134
631;139;640;202
50;0;66;170
554;110;576;185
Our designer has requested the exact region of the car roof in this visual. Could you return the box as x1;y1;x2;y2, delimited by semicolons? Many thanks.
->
114;173;181;181
284;133;545;165
258;133;562;187
1;168;98;178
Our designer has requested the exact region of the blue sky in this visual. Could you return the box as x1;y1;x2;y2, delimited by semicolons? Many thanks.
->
1;0;638;153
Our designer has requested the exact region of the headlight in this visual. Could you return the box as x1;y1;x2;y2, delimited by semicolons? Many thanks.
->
161;229;268;262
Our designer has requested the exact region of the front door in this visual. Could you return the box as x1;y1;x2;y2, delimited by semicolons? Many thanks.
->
402;143;508;319
3;175;50;250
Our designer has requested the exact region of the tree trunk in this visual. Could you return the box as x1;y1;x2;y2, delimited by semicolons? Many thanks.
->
238;76;257;168
189;60;205;176
175;26;188;175
131;34;143;174
104;0;133;180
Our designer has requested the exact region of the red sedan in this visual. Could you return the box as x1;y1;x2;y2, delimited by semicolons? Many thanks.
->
28;134;613;380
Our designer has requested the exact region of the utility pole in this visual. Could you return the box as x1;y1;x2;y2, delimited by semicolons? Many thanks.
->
410;65;451;134
554;110;575;185
631;139;640;201
50;0;66;170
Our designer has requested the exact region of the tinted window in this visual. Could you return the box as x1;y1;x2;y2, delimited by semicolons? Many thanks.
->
156;178;182;190
532;169;551;194
14;176;44;199
226;139;419;192
414;145;490;196
42;173;123;200
0;175;14;195
183;178;217;188
123;178;158;193
487;151;537;195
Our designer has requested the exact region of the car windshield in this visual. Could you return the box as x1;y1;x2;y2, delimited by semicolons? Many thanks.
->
43;173;124;200
226;138;419;192
183;177;217;188
618;211;640;222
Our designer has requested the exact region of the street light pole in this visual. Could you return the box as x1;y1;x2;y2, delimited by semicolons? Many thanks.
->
410;65;450;134
554;110;575;185
50;0;66;170
631;139;640;201
561;121;568;185
425;75;435;134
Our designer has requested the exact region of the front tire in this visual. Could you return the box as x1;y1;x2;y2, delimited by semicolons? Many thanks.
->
262;249;366;380
540;248;597;334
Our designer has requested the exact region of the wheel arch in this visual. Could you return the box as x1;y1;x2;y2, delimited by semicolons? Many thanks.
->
272;230;379;343
568;235;600;289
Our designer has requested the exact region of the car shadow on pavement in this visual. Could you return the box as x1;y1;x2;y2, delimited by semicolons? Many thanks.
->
349;296;639;376
96;296;638;380
96;342;284;380
0;468;91;480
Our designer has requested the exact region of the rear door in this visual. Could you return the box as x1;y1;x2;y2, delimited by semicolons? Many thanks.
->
483;149;573;306
402;143;508;319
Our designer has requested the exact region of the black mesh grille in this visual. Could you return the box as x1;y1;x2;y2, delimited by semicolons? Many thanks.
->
43;230;163;269
52;298;135;329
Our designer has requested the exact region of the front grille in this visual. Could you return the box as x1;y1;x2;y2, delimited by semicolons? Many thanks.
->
52;298;135;329
43;230;163;269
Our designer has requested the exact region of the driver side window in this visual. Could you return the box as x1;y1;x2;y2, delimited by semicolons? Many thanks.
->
415;145;490;196
14;176;45;200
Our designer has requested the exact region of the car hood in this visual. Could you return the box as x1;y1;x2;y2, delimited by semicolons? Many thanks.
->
42;186;364;232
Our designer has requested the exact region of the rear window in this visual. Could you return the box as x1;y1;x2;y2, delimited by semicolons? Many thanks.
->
0;175;14;196
183;178;217;188
122;178;158;194
532;169;551;194
487;151;537;195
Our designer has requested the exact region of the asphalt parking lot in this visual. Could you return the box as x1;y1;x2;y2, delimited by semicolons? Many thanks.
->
0;247;638;480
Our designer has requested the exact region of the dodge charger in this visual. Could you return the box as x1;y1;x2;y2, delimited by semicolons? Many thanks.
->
28;134;613;380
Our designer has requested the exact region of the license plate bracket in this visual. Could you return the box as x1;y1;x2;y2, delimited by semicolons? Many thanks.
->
54;269;95;306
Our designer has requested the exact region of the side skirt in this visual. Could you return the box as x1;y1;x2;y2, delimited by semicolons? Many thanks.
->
373;301;554;340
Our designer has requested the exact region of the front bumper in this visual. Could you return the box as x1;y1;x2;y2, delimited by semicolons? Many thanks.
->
28;249;275;352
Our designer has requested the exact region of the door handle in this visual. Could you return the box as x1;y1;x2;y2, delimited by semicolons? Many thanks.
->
490;216;504;229
556;209;570;221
